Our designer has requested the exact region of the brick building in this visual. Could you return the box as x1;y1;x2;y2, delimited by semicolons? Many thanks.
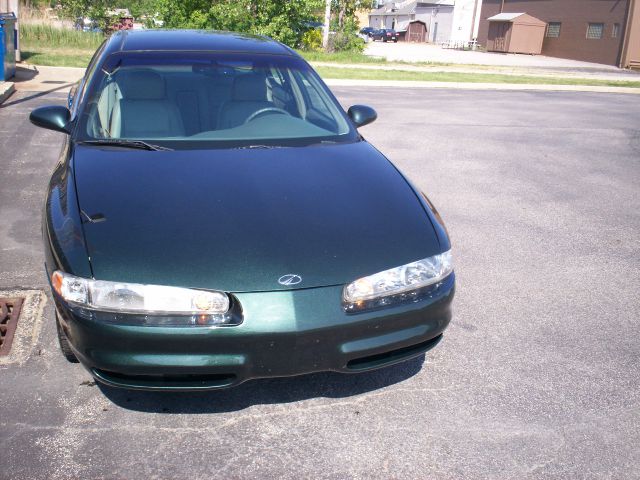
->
476;0;640;67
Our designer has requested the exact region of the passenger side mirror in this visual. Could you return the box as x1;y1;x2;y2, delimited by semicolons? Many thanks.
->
348;105;377;128
29;106;72;134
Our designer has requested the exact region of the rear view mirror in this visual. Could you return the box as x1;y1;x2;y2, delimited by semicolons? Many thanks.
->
348;105;377;128
29;106;72;134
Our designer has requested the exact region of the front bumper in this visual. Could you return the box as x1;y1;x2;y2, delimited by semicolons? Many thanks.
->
55;274;454;391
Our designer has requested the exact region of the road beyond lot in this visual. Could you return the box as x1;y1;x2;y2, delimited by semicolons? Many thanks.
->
1;88;639;479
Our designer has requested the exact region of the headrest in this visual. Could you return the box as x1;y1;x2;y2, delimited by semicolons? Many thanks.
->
232;73;267;102
117;70;166;100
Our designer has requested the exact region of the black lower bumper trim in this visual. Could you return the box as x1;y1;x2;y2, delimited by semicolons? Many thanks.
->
346;334;442;371
93;369;238;391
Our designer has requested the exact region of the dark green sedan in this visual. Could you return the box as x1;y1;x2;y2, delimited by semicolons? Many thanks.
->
31;30;455;391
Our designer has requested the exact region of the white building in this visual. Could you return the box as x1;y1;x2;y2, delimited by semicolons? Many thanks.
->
369;0;455;44
369;0;484;44
449;0;483;43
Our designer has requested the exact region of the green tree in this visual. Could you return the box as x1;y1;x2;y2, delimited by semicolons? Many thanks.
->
208;1;254;33
58;0;116;32
118;0;160;20
20;0;57;9
327;0;365;52
332;0;363;29
154;0;323;47
155;0;211;29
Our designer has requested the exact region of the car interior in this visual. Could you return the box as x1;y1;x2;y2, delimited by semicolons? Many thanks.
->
85;61;349;141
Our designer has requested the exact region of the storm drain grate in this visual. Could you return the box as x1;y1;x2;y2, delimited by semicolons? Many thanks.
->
0;298;24;356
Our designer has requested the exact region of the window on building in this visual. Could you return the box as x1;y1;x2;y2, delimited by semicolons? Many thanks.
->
612;23;620;38
546;22;561;38
586;23;604;39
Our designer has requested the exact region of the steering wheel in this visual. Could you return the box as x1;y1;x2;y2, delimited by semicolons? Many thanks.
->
244;107;291;124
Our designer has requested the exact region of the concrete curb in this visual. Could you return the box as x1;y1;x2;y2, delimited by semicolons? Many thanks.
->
324;78;640;94
0;81;16;105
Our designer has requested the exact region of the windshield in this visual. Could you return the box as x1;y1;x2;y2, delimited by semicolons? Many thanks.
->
76;52;357;148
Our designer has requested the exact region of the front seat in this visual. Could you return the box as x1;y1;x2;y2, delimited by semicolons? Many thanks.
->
116;70;185;138
217;72;272;129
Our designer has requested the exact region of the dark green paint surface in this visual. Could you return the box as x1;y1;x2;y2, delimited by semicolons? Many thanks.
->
73;141;440;292
56;276;454;390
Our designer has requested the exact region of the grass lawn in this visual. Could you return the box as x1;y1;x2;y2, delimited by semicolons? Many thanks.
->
297;50;386;64
315;66;640;88
20;23;103;68
298;50;457;67
21;48;95;68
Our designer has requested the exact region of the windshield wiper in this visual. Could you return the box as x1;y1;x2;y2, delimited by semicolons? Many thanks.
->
77;139;173;151
233;144;285;150
304;140;340;147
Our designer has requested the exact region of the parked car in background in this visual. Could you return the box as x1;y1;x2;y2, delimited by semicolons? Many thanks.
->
74;17;100;32
371;29;399;42
29;30;454;391
359;26;376;37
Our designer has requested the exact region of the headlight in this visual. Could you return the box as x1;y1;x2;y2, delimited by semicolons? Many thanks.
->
343;251;453;311
51;271;229;315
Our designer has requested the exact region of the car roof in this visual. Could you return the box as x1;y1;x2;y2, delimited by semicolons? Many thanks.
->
104;29;295;56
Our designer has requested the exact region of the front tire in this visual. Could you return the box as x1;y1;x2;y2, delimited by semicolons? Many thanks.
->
56;312;79;363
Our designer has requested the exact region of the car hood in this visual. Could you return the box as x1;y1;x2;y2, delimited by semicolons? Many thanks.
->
72;141;440;292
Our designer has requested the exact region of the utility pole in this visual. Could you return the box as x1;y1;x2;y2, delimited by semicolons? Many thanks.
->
323;0;331;50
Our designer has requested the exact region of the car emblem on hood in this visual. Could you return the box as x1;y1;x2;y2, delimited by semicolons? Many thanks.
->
278;274;302;286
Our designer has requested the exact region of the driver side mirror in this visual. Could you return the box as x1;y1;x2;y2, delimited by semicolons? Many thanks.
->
29;105;72;134
347;105;377;128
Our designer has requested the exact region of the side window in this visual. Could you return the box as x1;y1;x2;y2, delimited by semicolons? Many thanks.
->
67;81;79;110
290;70;348;134
266;66;303;117
269;66;285;87
90;75;123;138
301;77;333;119
76;41;108;109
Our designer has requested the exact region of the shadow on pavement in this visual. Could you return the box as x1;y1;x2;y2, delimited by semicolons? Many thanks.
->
0;84;71;108
13;65;39;82
98;354;426;414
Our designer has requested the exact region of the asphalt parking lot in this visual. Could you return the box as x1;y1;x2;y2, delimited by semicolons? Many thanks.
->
1;86;639;479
